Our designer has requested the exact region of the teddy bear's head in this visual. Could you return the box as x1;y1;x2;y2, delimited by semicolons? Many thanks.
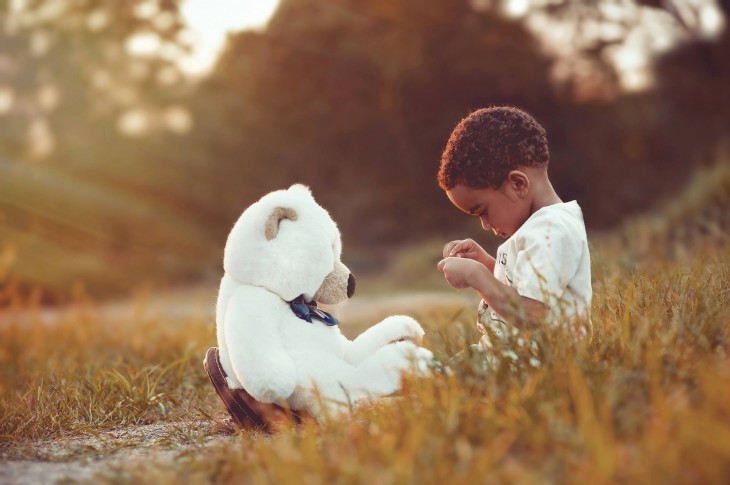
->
224;184;355;304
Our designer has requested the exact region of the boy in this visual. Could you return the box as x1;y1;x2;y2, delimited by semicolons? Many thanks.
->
436;107;592;356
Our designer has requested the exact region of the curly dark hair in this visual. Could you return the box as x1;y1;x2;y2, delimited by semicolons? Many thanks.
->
437;107;550;190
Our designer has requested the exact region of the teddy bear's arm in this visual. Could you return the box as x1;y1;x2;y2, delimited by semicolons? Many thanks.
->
344;315;425;365
224;286;298;403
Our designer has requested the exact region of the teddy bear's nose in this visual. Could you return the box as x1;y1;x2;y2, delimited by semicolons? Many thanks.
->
347;273;356;298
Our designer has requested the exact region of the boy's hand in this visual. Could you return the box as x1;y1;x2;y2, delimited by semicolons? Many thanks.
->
437;257;485;289
443;238;483;259
442;239;495;272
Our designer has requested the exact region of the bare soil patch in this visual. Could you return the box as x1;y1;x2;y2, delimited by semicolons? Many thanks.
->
1;420;233;484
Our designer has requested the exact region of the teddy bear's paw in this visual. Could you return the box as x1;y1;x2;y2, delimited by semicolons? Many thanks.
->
378;341;434;376
411;346;436;375
377;315;425;345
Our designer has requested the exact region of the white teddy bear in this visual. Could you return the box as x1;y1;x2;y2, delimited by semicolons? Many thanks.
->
213;184;433;421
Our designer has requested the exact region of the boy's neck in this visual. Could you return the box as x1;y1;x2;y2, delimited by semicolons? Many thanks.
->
526;167;562;216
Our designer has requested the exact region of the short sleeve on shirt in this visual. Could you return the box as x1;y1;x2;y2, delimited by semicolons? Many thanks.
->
512;217;582;306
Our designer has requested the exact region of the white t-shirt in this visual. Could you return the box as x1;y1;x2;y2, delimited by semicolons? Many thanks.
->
477;200;592;350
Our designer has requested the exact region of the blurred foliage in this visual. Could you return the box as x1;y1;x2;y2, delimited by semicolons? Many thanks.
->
0;0;219;301
607;159;730;262
0;0;728;299
180;0;555;249
160;0;730;244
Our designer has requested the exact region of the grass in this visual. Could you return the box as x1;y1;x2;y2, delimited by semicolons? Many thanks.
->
1;162;730;483
1;239;729;483
0;303;218;445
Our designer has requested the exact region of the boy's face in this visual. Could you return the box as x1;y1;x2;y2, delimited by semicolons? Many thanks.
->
446;176;532;238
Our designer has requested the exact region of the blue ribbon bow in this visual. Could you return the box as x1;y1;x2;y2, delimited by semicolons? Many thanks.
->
289;295;339;326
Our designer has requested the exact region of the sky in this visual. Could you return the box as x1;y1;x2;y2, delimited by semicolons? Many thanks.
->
179;0;280;74
498;0;726;91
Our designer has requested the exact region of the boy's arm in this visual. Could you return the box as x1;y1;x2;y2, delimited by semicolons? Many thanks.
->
437;257;547;330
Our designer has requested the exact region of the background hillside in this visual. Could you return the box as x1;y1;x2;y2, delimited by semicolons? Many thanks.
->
0;0;728;302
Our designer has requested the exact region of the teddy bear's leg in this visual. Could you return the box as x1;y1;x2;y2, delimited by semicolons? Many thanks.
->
345;316;425;366
282;354;358;416
340;341;434;399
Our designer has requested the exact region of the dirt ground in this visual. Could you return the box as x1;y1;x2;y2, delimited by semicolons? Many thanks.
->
0;420;230;484
0;284;476;329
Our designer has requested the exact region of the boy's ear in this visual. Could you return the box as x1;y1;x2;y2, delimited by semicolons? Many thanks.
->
507;170;530;196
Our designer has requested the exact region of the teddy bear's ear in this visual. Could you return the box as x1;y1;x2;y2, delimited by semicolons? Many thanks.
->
265;207;298;240
288;184;312;195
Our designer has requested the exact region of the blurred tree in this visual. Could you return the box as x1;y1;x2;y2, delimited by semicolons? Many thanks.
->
185;0;555;247
481;0;730;227
488;0;727;98
0;0;189;160
0;0;218;301
651;0;730;165
183;0;730;245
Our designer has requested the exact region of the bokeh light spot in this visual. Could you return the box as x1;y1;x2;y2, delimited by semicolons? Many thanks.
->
118;109;150;137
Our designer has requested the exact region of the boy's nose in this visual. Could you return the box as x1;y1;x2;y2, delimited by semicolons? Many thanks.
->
481;218;492;231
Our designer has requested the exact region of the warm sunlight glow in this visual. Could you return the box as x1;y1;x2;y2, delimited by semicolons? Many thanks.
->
0;86;14;114
126;33;162;57
180;0;280;75
504;0;529;18
700;2;726;38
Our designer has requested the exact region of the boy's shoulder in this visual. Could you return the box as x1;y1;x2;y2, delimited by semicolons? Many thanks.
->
512;201;587;248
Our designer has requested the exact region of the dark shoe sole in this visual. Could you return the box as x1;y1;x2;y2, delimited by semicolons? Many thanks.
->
203;347;305;431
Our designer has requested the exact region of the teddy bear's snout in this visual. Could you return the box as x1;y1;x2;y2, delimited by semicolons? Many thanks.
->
313;262;354;304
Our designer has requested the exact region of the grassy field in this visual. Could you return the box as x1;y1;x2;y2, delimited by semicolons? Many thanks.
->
1;164;729;484
1;244;728;483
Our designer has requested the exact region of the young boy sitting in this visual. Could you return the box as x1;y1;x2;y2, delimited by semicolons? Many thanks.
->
436;107;592;361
